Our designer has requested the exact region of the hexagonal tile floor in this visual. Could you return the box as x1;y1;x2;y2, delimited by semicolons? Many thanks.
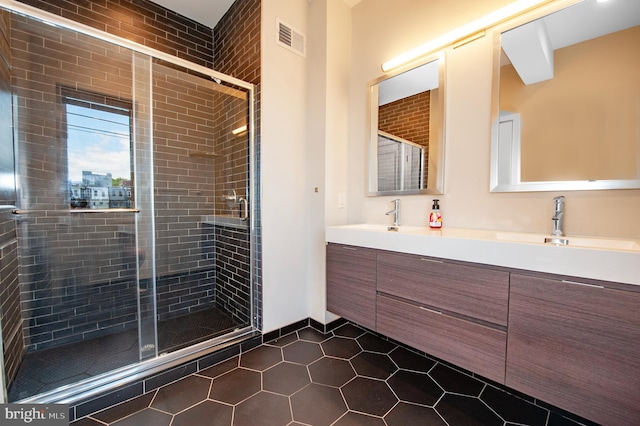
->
72;323;594;426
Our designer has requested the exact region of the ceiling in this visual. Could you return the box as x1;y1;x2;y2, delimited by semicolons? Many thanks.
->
151;0;363;28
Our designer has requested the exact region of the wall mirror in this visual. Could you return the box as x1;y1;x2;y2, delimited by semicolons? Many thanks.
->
367;54;445;196
490;0;640;192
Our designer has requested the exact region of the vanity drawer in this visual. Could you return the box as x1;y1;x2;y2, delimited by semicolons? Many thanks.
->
377;294;506;383
377;251;509;326
326;243;377;330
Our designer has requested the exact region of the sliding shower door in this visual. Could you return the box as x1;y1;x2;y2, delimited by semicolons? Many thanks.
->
7;12;153;401
1;4;255;404
151;61;252;354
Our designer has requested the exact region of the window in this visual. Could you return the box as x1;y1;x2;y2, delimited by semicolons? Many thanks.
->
62;87;134;209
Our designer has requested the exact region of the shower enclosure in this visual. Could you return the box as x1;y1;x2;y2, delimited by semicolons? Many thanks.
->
0;2;256;404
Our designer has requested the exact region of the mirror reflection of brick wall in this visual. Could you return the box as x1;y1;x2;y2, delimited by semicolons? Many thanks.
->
378;91;431;189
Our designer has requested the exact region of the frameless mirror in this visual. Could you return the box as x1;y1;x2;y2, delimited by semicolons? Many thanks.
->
367;54;445;196
490;0;640;192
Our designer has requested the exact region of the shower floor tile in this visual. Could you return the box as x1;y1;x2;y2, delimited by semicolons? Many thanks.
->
8;306;241;402
72;323;597;426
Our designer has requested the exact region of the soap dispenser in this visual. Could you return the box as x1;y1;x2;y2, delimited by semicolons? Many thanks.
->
429;199;442;229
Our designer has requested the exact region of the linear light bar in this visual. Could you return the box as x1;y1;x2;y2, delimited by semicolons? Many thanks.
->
381;0;551;72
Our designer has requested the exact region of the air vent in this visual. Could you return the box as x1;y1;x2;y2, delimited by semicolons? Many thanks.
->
276;19;306;57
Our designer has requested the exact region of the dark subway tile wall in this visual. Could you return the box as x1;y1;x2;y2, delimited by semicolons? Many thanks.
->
154;269;216;321
151;61;252;323
11;12;141;351
10;8;232;353
213;0;262;330
152;62;218;277
9;0;262;366
16;0;214;68
0;9;23;388
212;89;250;217
213;0;260;85
11;12;133;213
0;216;22;386
212;224;251;325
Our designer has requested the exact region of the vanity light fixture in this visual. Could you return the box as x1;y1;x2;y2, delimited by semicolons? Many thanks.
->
232;125;247;135
381;0;552;72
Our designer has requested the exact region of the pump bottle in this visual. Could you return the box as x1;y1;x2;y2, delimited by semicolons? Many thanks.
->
429;199;442;229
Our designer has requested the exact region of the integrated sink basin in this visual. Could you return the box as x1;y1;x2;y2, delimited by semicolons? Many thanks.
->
328;223;506;239
490;231;640;251
326;224;640;286
332;224;640;252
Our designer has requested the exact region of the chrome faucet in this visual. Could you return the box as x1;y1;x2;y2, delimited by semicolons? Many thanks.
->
386;199;400;231
551;196;565;237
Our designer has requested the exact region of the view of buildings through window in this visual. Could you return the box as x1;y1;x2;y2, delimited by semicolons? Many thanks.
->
64;92;133;209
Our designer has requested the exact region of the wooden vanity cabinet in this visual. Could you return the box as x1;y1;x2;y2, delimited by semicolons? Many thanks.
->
326;243;377;330
377;294;507;382
376;251;509;383
507;273;640;426
377;252;509;326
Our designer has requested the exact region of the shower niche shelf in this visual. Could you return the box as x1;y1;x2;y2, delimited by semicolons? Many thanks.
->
188;151;220;158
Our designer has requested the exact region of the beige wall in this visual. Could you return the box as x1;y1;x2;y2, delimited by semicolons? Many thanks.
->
261;0;351;331
500;26;640;182
347;0;640;239
262;0;311;332
261;0;640;332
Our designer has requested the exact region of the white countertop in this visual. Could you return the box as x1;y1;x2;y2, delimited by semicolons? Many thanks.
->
326;224;640;286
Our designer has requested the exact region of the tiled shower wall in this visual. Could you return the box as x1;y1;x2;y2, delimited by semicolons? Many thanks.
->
213;0;262;330
0;214;20;384
11;17;224;350
151;63;233;320
212;224;251;325
16;0;214;69
11;13;141;352
6;0;262;362
0;8;23;386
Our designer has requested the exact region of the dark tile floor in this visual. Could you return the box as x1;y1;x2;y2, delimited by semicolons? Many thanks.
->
9;307;240;402
70;323;596;426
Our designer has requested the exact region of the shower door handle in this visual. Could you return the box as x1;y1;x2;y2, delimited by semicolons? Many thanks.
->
238;197;249;221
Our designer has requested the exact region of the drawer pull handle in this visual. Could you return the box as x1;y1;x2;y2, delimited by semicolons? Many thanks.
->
562;280;604;289
419;306;442;315
420;258;443;263
342;246;357;251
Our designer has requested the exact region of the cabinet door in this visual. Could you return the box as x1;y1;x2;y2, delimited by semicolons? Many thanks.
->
507;274;640;426
326;244;377;330
377;294;506;383
377;252;509;326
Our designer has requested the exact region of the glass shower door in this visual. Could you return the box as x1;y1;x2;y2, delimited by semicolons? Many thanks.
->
151;61;252;354
6;11;154;401
1;2;255;404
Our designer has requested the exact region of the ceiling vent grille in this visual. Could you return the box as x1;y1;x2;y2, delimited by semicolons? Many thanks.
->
276;19;306;57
